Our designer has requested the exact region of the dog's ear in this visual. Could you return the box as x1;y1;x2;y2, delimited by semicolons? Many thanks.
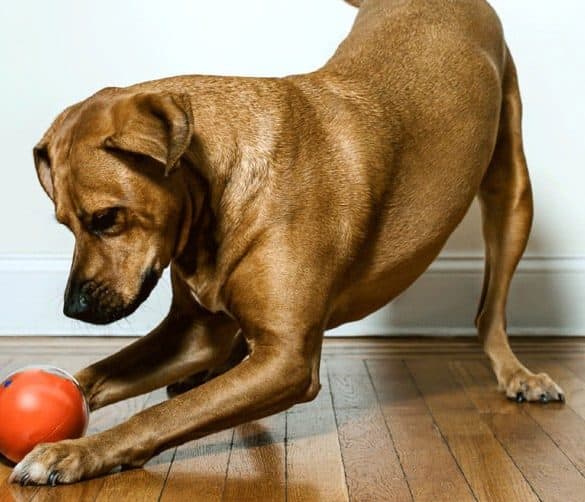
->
104;92;194;176
34;102;84;201
33;140;54;200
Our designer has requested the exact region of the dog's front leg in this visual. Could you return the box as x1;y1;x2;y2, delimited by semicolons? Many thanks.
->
74;305;239;411
10;325;322;485
72;266;240;411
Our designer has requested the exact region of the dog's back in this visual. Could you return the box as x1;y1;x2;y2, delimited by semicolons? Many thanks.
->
327;0;506;127
327;0;507;211
332;0;505;78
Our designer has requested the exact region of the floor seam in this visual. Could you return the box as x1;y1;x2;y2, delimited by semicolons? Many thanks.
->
451;360;542;501
284;411;288;502
156;447;178;502
220;428;236;502
325;362;351;502
402;359;478;502
364;359;415;502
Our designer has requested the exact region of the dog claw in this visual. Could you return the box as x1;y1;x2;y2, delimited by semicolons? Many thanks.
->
558;393;565;403
515;392;525;403
19;473;30;486
539;393;549;403
48;471;60;487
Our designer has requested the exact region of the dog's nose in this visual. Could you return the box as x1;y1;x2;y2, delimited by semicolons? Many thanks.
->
63;281;92;320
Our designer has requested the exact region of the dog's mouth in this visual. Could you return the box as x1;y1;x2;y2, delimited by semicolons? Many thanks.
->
65;268;161;325
118;267;161;321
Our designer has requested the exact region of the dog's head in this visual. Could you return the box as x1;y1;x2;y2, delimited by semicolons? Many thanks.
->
34;88;196;324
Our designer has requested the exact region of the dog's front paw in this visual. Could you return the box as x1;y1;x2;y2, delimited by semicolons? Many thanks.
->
9;439;107;486
501;368;564;403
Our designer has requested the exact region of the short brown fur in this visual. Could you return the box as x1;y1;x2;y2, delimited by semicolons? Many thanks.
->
11;0;563;486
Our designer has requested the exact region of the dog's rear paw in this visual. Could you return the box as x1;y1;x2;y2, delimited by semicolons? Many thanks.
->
501;369;564;403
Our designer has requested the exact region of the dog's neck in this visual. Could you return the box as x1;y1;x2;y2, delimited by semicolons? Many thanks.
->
170;78;283;229
168;76;286;307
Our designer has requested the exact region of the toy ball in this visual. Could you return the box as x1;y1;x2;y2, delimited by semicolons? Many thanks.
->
0;366;89;463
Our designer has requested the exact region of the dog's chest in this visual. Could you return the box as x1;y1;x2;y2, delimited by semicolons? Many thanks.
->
187;278;229;316
190;288;214;311
173;258;231;315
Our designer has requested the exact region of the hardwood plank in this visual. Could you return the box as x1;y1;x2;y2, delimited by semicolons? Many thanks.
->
94;388;173;502
564;358;585;382
367;359;474;502
406;359;538;502
286;362;349;502
328;358;379;410
514;360;585;475
160;429;233;502
329;359;411;501
222;415;286;501
451;360;585;502
446;360;518;416
525;359;585;421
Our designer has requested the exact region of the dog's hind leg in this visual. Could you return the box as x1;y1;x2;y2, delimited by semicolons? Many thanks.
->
475;49;564;403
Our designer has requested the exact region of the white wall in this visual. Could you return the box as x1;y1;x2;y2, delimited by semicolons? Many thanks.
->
0;0;583;335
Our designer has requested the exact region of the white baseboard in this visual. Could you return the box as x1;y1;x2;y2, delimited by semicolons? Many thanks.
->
0;254;584;336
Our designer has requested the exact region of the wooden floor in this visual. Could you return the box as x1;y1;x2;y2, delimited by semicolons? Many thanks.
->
1;336;585;502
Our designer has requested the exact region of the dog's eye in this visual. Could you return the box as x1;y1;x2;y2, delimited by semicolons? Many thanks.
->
90;207;121;235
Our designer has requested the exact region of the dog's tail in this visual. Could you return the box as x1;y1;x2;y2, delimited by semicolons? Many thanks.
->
344;0;363;7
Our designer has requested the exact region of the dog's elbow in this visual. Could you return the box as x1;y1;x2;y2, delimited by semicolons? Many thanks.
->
278;359;321;404
297;376;321;403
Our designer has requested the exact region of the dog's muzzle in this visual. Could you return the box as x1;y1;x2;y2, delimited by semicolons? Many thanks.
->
63;268;160;324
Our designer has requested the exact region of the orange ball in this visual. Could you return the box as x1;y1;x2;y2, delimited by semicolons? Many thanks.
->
0;367;89;463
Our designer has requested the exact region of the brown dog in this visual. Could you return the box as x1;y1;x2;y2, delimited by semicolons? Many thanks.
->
11;0;564;486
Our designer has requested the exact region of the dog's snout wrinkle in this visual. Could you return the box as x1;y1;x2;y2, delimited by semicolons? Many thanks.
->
64;279;121;324
63;270;159;325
